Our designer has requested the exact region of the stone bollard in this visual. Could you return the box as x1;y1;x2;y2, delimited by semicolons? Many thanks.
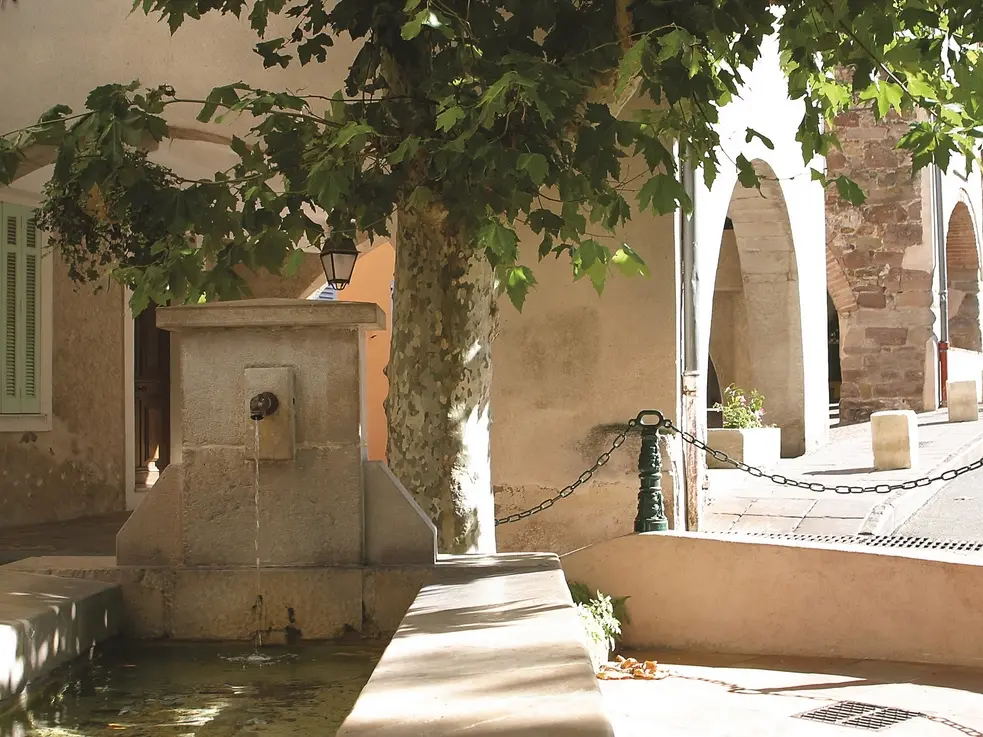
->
948;380;981;423
871;410;918;471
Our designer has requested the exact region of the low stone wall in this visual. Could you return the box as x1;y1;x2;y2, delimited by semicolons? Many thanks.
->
0;556;430;641
338;553;615;737
562;532;983;668
0;569;122;710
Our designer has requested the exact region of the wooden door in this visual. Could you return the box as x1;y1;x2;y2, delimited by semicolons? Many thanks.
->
134;305;170;488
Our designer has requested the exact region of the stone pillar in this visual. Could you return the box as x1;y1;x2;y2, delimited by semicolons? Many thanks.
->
117;299;386;567
826;108;935;424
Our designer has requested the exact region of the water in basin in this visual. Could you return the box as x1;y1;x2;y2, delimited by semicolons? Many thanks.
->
1;638;386;737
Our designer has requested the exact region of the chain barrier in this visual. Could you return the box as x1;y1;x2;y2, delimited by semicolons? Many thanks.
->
494;419;637;526
663;417;983;495
495;409;983;526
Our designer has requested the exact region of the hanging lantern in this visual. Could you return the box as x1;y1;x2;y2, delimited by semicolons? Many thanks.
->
318;236;359;291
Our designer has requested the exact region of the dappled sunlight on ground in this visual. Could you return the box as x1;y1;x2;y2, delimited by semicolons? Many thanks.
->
601;650;983;736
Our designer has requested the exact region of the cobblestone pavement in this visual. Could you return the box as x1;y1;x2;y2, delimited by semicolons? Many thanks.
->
703;406;983;536
0;511;130;563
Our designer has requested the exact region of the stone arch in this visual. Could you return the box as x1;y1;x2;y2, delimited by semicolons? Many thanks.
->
824;249;855;410
945;199;982;352
709;159;806;456
826;249;858;316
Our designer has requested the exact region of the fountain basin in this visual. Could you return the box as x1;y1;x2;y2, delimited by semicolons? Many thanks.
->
2;638;386;736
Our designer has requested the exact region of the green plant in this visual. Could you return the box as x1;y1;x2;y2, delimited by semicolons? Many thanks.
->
568;581;629;653
715;384;766;430
8;0;983;553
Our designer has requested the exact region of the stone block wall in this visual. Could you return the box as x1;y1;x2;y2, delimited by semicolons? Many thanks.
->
826;108;934;424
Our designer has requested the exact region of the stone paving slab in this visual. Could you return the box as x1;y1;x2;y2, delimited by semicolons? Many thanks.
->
602;650;983;736
704;406;983;536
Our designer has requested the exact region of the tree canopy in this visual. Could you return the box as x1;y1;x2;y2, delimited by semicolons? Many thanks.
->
3;0;981;311
4;0;983;552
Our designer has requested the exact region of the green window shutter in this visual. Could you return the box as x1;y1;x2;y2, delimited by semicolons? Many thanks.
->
0;202;42;415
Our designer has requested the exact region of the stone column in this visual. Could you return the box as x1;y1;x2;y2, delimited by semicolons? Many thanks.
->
826;108;935;424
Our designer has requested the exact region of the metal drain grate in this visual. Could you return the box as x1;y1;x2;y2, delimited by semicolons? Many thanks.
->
796;701;925;731
729;533;983;553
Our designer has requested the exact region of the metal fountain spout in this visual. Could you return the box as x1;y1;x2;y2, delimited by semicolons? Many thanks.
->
249;391;280;421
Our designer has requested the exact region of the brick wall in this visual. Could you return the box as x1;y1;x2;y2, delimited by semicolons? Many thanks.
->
826;108;934;424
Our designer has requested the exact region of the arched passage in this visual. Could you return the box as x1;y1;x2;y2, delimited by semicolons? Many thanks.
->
824;249;854;418
945;201;982;352
708;161;807;456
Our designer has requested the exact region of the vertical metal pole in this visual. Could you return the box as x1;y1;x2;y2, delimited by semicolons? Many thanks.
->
634;419;669;533
679;150;705;531
934;164;949;405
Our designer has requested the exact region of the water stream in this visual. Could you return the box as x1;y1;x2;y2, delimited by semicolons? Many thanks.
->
0;639;385;737
253;420;264;647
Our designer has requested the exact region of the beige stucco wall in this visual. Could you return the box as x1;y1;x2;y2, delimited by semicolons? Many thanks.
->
0;1;356;148
492;207;680;554
0;258;126;528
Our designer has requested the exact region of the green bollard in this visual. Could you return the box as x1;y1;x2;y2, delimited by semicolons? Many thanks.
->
634;411;669;533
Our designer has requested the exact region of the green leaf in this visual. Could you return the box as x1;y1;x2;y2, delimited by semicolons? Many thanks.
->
834;176;866;205
388;136;421;165
332;122;375;149
401;8;430;40
478;220;519;264
517;153;548;186
504;265;537;311
612;245;649;277
638;174;685;214
435;106;466;133
281;248;306;278
744;128;775;150
255;38;291;69
616;37;647;98
408;185;434;209
735;155;759;190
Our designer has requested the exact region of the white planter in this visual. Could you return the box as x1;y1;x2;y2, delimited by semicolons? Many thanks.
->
706;427;781;469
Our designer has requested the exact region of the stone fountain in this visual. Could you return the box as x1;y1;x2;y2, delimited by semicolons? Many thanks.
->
111;299;438;641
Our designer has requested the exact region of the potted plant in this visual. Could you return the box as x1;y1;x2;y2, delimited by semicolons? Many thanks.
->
706;384;781;469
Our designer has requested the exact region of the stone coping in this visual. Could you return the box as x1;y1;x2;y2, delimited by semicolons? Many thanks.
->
157;299;386;331
338;552;615;737
0;570;122;710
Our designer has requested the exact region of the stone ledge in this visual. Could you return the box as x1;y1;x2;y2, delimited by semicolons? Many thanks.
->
563;532;983;668
0;569;122;709
157;299;386;331
338;552;615;737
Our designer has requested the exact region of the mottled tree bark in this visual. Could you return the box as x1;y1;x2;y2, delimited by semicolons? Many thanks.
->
385;198;498;554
